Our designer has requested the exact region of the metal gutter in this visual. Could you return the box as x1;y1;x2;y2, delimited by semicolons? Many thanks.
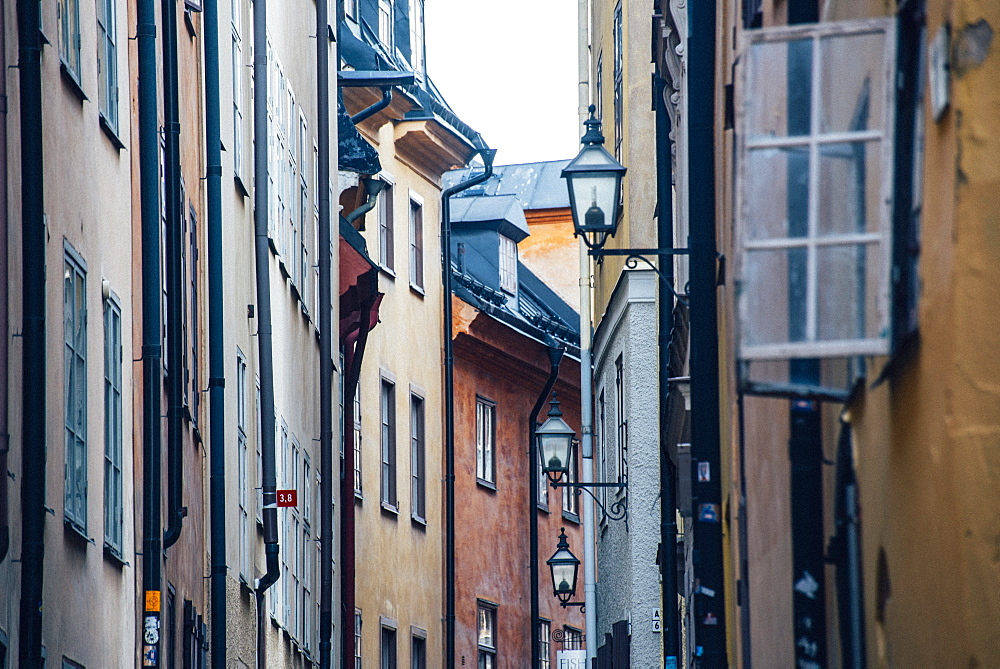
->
0;0;9;565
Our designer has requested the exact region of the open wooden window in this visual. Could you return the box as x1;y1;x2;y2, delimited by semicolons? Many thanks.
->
736;19;896;368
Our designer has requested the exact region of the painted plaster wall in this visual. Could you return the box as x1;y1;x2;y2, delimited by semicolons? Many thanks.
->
351;120;447;669
520;210;581;313
0;0;138;655
453;313;585;669
592;270;662;667
847;1;1000;666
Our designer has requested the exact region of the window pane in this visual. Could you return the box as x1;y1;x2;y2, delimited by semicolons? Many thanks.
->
745;147;809;241
816;243;881;342
819;32;886;134
746;38;812;138
742;248;803;347
818;141;881;237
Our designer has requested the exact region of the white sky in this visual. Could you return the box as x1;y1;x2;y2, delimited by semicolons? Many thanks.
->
424;0;580;166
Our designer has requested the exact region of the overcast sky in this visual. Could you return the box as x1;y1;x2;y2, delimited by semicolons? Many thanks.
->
424;0;580;166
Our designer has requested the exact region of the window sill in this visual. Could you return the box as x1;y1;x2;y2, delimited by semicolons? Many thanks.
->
99;113;126;151
536;502;550;514
234;174;250;198
476;478;497;492
103;543;129;567
871;330;920;389
354;490;363;502
411;514;427;529
379;265;396;280
60;61;88;103
184;8;198;36
64;518;94;546
409;283;425;298
380;501;399;516
562;510;581;525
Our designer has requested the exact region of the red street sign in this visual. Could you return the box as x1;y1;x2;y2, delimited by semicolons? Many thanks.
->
277;489;297;507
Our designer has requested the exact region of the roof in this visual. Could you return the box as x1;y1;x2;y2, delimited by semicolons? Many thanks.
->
449;194;529;242
443;160;572;210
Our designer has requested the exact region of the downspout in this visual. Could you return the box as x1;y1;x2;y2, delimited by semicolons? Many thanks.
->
340;289;376;669
529;343;565;669
350;87;392;125
576;0;597;662
443;146;495;668
654;70;679;666
252;0;280;660
162;0;184;551
687;0;727;666
138;0;165;659
203;0;227;654
317;0;333;656
0;0;9;565
16;0;45;655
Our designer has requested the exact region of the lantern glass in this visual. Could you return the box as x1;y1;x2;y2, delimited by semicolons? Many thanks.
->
562;143;626;244
547;533;581;604
536;414;574;479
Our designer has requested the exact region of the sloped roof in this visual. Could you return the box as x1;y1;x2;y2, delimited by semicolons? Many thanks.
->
443;160;572;210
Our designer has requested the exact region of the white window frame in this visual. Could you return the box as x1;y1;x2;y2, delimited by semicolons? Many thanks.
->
59;0;82;83
232;0;245;181
64;246;88;532
410;392;425;522
96;0;118;131
498;235;517;293
475;397;495;485
380;377;397;509
736;19;896;361
477;602;497;669
103;291;123;556
378;0;393;49
408;191;424;291
408;0;424;77
237;350;250;582
378;177;395;272
539;620;551;669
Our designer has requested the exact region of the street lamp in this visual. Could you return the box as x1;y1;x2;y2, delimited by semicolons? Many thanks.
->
561;105;627;250
547;528;582;606
536;396;575;483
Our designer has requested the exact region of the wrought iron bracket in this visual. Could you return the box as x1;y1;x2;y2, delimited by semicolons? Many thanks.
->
551;480;628;526
557;600;586;610
587;247;691;305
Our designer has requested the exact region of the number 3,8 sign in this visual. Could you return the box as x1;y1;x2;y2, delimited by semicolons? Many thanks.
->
277;489;298;507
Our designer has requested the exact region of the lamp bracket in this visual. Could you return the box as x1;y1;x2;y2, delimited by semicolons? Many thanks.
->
552;481;628;526
558;601;586;610
586;249;691;305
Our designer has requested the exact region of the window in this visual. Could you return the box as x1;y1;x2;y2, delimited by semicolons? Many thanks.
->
736;20;896;362
378;0;393;49
354;382;363;495
498;235;517;293
232;0;244;180
380;378;397;508
96;0;118;131
597;389;607;518
380;625;397;669
408;0;424;77
237;350;250;581
477;603;497;669
562;440;579;518
595;53;604;120
59;0;81;83
103;294;123;556
563;626;583;650
612;2;623;161
345;0;357;19
409;196;424;290
476;398;495;484
410;394;425;521
539;620;551;669
62;657;84;669
411;634;426;669
355;609;363;669
615;356;627;484
537;445;548;509
64;249;88;531
378;181;395;271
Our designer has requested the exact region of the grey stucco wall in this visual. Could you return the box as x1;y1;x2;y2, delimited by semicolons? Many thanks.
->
593;270;662;667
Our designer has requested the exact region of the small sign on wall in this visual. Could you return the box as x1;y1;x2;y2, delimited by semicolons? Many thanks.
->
277;489;298;507
556;650;587;668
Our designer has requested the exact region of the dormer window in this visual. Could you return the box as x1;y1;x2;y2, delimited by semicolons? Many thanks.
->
408;0;424;78
499;235;517;293
378;0;393;50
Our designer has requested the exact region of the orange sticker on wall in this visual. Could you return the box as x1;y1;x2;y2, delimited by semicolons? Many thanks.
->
145;590;161;612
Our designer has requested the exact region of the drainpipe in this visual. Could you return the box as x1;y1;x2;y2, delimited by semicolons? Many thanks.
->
529;343;565;669
339;296;374;669
138;0;164;656
252;0;280;661
687;0;727;665
0;0;10;565
576;0;597;661
317;0;333;657
16;0;45;654
203;0;227;653
162;0;185;551
654;71;679;666
442;146;495;668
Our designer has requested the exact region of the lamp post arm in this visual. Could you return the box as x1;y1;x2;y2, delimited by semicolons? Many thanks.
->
552;481;628;525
